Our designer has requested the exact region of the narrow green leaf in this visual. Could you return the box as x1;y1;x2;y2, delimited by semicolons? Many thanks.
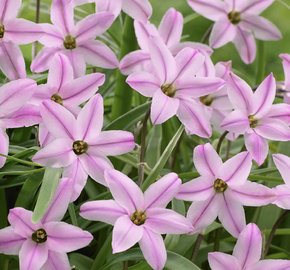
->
165;251;201;270
0;153;41;167
32;167;62;223
145;125;162;168
68;203;78;227
255;40;265;85
142;125;185;191
247;174;283;183
69;253;93;270
183;13;201;24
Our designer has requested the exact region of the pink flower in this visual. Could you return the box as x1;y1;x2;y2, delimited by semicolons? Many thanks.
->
126;35;225;137
187;0;282;63
31;0;118;78
208;223;290;270
0;0;43;79
279;54;290;105
32;94;135;201
120;8;214;77
176;143;277;238
221;73;290;165
80;170;193;270
0;178;93;270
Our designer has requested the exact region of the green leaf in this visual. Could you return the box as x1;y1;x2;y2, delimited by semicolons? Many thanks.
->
164;251;201;270
142;124;185;191
32;167;62;223
145;125;162;168
69;253;93;270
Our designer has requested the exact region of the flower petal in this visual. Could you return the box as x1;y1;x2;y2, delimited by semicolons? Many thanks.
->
240;0;275;15
249;259;290;270
38;23;64;47
95;0;122;19
61;48;86;78
0;128;8;168
41;250;71;270
112;215;143;253
45;221;93;253
280;53;290;89
220;109;250;134
232;223;261;268
208;252;241;270
272;185;290;210
104;169;144;213
273;154;290;186
139;228;167;270
267;103;290;124
144;173;181;209
134;20;158;52
216;151;251;185
122;0;152;24
244;131;268;165
0;0;21;21
218;192;246;238
0;226;25;255
80;200;127;225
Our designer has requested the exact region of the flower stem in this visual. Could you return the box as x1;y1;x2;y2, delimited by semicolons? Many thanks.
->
68;203;78;227
214;227;222;251
201;24;213;44
138;108;150;187
32;0;40;59
190;232;204;263
216;131;229;155
123;260;129;270
262;210;290;259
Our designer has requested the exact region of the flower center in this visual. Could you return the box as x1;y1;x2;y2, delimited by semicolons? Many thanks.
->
63;35;76;50
0;24;5;38
248;115;259;128
130;210;147;226
51;93;63;105
199;95;213;106
161;84;176;98
227;10;241;25
214;179;228;193
72;140;88;155
31;228;47;243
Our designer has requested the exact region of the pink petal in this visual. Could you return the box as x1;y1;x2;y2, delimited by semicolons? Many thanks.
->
0;0;21;21
80;200;127;225
169;42;213;56
73;12;114;44
0;127;8;168
187;0;226;21
0;226;25;255
79;40;119;69
280;53;290;89
208;252;241;270
177;97;212;137
62;159;88;202
249;260;290;270
251;73;275;118
95;0;122;19
216;151;251;185
38;23;64;47
144;173;181;209
186;195;220;234
89;130;135;156
19;240;48;270
119;50;151;75
122;0;152;24
75;94;103;142
0;41;26;80
41;250;71;270
254;118;290;141
4;18;44;45
273;154;290;186
78;152;113;186
47;54;74;91
240;0;275;15
44;221;92;253
218;192;246;238
61;48;86;78
176;175;215;201
220;109;250;134
51;0;74;34
104;169;144;213
31;46;62;73
229;181;277;206
112;215;143;253
194;143;222;176
39;124;55;147
139;228;167;270
158;8;183;48
232;223;261;268
134;20;158;52
144;208;193;234
240;15;281;41
209;18;237;48
148;36;176;84
41;178;73;223
267;103;290;124
195;50;216;77
233;27;256;64
227;72;253;113
223;0;246;11
8;208;40;238
40;100;75;139
272;185;290;209
151;89;179;125
244;131;268;165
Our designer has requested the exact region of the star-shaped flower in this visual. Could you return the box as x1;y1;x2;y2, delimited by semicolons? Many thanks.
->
187;0;282;63
0;178;93;270
176;143;277;238
32;94;135;201
208;223;290;270
80;170;193;270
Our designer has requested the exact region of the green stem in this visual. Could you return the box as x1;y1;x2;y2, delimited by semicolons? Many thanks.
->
123;261;129;270
190;232;204;263
216;131;229;155
111;16;137;120
68;203;78;227
214;227;222;251
90;232;113;270
32;0;40;59
138;108;150;187
201;24;213;44
255;40;265;85
0;153;41;167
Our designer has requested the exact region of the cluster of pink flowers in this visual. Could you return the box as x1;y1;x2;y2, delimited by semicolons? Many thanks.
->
1;0;290;269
